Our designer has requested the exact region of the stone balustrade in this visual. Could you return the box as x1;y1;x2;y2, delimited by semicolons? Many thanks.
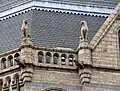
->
36;50;77;68
0;49;77;90
0;49;77;70
0;53;20;70
0;73;22;91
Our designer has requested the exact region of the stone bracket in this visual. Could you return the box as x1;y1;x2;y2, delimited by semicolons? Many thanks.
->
78;67;92;85
21;65;34;82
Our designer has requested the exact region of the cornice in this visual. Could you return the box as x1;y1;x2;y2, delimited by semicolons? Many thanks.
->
0;0;112;20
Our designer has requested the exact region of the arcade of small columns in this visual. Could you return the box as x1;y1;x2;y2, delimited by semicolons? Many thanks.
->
0;49;76;90
0;52;21;91
36;50;76;66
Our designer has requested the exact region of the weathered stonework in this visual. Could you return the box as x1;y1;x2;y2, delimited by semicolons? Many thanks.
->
0;1;120;91
92;20;120;68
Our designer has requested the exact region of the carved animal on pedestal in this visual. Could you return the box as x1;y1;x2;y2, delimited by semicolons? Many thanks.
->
80;21;88;41
21;20;29;38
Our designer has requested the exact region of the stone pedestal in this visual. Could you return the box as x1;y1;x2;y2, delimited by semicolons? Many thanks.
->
20;37;35;82
77;39;92;84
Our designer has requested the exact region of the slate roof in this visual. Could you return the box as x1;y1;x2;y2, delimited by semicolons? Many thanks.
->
0;9;106;53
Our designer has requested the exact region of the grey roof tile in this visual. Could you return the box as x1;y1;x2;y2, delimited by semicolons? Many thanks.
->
0;10;106;53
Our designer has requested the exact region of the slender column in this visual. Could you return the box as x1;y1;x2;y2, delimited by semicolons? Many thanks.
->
9;81;12;91
58;54;61;66
73;55;76;67
11;58;13;66
51;53;53;64
66;54;69;66
43;52;46;64
0;79;3;91
16;77;20;91
6;59;9;68
3;78;6;89
13;57;17;66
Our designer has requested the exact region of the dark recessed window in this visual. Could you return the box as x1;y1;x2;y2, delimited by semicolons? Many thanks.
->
38;51;44;63
61;54;67;65
4;76;11;91
53;53;59;64
1;58;6;69
8;55;13;67
46;52;51;63
14;53;20;65
68;55;74;66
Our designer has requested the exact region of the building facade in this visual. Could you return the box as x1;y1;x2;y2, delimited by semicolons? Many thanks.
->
0;0;120;91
